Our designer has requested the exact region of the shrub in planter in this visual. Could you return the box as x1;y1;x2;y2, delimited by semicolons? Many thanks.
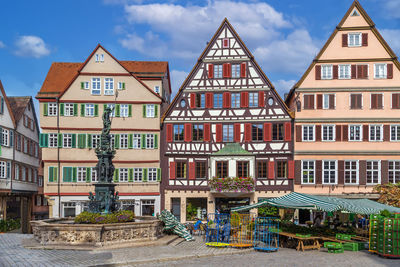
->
74;210;135;224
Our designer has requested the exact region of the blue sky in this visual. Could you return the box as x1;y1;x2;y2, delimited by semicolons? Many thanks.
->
1;0;400;103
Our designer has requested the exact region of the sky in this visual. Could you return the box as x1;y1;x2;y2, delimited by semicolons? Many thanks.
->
1;0;400;105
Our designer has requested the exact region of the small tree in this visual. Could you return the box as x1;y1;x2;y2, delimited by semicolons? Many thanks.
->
373;183;400;207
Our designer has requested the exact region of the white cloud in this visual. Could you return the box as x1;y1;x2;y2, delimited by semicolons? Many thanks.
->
384;0;400;19
273;79;296;99
380;29;400;53
170;69;189;97
14;35;50;58
0;41;5;48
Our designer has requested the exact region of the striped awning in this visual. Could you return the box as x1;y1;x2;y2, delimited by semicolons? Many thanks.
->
159;210;194;241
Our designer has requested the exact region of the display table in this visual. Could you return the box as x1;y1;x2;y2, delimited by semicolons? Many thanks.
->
278;232;321;252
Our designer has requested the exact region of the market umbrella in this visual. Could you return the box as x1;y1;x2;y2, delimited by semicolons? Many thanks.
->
158;210;194;241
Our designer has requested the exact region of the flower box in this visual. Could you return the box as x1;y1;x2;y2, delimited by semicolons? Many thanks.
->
209;177;255;193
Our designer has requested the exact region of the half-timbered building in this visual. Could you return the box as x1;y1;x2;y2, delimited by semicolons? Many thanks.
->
161;19;294;222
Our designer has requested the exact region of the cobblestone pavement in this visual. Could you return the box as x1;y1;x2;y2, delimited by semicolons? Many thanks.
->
0;233;397;267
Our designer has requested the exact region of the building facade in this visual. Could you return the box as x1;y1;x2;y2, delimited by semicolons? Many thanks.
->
36;45;170;218
286;1;400;200
161;19;294;222
0;81;40;233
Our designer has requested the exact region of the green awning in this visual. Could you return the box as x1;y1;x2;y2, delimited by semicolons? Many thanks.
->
212;143;253;156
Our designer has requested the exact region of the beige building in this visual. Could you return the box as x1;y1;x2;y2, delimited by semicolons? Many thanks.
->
36;45;170;218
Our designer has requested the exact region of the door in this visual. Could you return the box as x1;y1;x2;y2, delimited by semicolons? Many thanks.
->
171;198;181;221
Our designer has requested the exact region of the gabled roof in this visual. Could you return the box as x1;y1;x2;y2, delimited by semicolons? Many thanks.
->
0;80;16;128
7;96;31;122
285;0;400;103
162;18;293;122
120;61;168;75
212;143;253;156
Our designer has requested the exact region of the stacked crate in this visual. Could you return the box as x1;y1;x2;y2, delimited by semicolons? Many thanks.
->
369;214;400;257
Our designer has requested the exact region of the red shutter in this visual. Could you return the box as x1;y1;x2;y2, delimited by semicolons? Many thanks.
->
258;91;265;107
362;65;368;79
336;125;342;141
264;123;272;142
166;124;173;142
268;162;275;179
240;63;246;77
205;93;213;108
223;63;231;78
234;124;241;142
343;125;348;141
244;123;252;142
388;64;393;79
245;92;249;107
315;65;321;80
351;65;357;79
169;162;176;180
316;94;323;109
296;125;302;142
223;92;231;108
363;125;369;141
190;93;196;109
288;160;294;179
284;122;291;141
362;33;368;46
333;65;338;79
216;124;222;142
342;34;348;47
189;162;195;180
240;92;248;108
184;124;192;142
204;123;211;142
208;64;214;78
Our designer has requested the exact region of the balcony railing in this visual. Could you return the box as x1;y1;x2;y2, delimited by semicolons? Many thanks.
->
209;177;255;193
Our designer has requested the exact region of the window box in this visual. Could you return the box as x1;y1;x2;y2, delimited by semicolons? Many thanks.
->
209;176;255;193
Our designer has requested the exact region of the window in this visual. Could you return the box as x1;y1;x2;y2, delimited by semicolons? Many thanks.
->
371;93;383;109
1;129;9;146
34;170;37;183
303;94;315;109
95;54;104;62
154;86;160;94
231;64;240;78
272;124;284;141
348;33;361;47
146;104;155;117
120;134;128;149
104;78;114;95
349;125;362;141
146;134;154;149
195;94;205;108
339;64;351;79
134;168;143;182
15;165;19;180
133;134;141;148
28;168;32;182
276;161;287;179
321;65;333;79
214;94;223;108
91;168;98;182
322;125;335;141
176;162;187;179
193;125;204;142
117;82;124;90
195;162;206;179
91;78;101;95
141;199;155;216
222;38;229;48
367;161;380;184
223;124;234;142
148;168;157;182
92;134;100;149
345;161;358;184
21;166;26;181
252;124;263;141
77;167;86;182
64;103;74;116
369;125;383;141
302;161;315;184
237;161;249;177
63;202;76;217
120;104;129;117
231;93;240;108
85;104;94;117
110;134;115;149
16;135;21;151
323;160;337;184
174;125;184;141
302;125;315;141
84;81;89;89
350;94;362;109
391;125;400;141
39;177;43;187
63;134;72;148
389;161;400;183
322;94;335;109
249;92;258;107
48;103;58;116
214;65;223;78
216;161;227;178
24;139;28;153
119;168;129;182
374;64;387;79
106;104;115;117
257;161;268;179
0;161;6;178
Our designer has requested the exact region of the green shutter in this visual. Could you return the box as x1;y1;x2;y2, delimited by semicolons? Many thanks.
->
114;134;120;149
78;134;86;149
44;103;48;116
81;104;85;117
53;167;58;182
94;104;99;117
141;134;146;149
122;82;125;89
116;104;120;117
71;134;76;148
142;105;146;118
58;134;63;148
72;167;77;182
49;167;54;182
73;104;78;116
87;134;92;148
155;105;158;117
128;134;133;149
143;168;148;182
129;168;133;182
86;168;91;183
81;82;84;89
128;104;132;117
154;134;158;149
39;133;49;148
63;167;72;182
60;103;64;116
157;168;161;182
113;169;119;182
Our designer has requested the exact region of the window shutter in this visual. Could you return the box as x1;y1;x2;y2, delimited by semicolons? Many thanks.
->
244;123;252;142
114;134;120;149
78;134;86;149
223;92;230;108
169;162;176;180
294;161;301;185
157;168;161;182
142;105;146;117
329;94;335;109
58;133;63;148
384;125;390;141
128;104;132;117
0;97;3;114
141;134;146;149
343;125;348;141
371;94;377;109
113;169;119;183
264;123;272;142
189;162;195;180
71;134;76;148
316;160;322;184
128;134;133;148
362;33;368;46
317;94;323;109
234;123;241;142
333;65;338;79
215;124;222;142
258;91;265;107
81;82;84;89
115;104;120;117
284;122;291;141
363;125;369;141
240;63;246;78
336;125;342;141
315;65;321;80
143;168;148;182
204;123;211;142
223;63;230;78
357;65;362;79
129;168;133;182
60;103;64;116
184;124;192;142
63;167;70;182
392;93;400;109
296;125;302;142
190;93;196;109
166;124;173;142
155;105;158;117
205;93;213;108
342;34;348;47
81;104;85;117
44;103;48;116
9;130;13;147
122;83;126;90
316;125;321;141
338;160;344;185
86;168;91;183
39;133;48;148
381;160;389;184
94;104;99;117
6;161;10;178
288;160;294;179
351;65;357;79
359;160;366;185
208;64;214;79
0;126;3;144
154;134;158;149
49;167;54;182
377;94;383;109
240;92;248;108
387;64;393;79
362;64;368;79
268;161;275;179
73;104;78;116
87;134;92;148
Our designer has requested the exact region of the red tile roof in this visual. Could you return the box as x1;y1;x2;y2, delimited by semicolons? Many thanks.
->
7;96;31;122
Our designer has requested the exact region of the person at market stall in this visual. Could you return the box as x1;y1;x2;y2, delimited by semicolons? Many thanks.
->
313;215;322;227
333;215;341;228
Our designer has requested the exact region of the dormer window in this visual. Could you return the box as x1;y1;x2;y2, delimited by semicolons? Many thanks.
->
95;53;104;62
351;9;359;16
348;33;362;47
154;86;160;94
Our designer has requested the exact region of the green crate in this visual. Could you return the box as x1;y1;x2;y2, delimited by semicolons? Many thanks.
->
296;233;311;238
343;242;360;251
324;242;343;249
336;234;353;240
358;242;367;250
395;214;400;219
328;248;344;253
